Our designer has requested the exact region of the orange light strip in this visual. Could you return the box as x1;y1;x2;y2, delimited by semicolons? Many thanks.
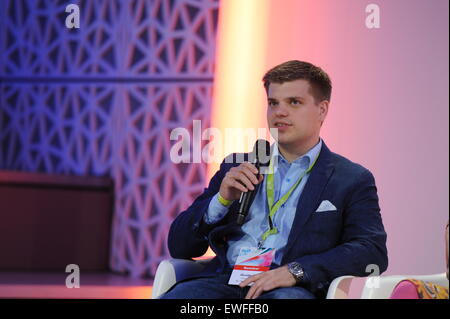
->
208;0;270;181
201;0;270;259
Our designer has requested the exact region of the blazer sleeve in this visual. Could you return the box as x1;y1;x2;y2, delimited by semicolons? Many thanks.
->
295;169;388;294
167;160;231;259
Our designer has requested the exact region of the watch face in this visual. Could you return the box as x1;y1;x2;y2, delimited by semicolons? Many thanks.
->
289;263;303;280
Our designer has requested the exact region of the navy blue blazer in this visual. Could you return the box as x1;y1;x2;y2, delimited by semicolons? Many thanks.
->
167;141;388;298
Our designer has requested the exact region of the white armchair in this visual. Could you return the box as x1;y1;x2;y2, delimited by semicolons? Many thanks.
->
152;259;449;299
151;258;355;299
153;223;450;299
152;258;211;299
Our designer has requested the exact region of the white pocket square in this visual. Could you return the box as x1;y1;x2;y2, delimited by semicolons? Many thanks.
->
315;200;337;212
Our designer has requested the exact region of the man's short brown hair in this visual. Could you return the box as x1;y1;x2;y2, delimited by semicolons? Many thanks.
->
262;60;332;104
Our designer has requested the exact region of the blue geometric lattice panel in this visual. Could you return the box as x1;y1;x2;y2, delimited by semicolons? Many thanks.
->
0;81;213;277
110;83;212;276
0;83;117;175
0;0;219;278
0;0;218;77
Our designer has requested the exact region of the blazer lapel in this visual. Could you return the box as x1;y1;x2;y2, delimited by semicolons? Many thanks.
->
282;142;335;261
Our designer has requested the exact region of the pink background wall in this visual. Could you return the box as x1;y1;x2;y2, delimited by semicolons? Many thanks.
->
261;0;448;283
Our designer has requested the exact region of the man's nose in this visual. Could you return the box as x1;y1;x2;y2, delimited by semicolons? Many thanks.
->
274;104;289;117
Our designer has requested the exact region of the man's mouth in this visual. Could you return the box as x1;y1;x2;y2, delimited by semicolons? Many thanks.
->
273;121;292;128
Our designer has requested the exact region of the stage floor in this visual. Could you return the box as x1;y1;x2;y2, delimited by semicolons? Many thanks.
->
0;271;153;299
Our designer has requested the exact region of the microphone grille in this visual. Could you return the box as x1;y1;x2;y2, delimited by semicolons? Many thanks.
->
254;139;271;166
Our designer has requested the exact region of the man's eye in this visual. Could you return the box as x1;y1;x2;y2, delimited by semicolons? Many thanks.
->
268;101;278;107
291;99;301;105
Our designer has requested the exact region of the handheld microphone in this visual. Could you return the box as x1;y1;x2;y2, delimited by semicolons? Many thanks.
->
236;139;271;225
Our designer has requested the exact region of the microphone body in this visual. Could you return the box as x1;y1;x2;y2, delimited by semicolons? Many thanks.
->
236;140;271;225
236;161;260;225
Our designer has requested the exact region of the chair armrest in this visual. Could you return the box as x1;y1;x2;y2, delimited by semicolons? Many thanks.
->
361;272;448;299
152;258;211;299
326;276;356;299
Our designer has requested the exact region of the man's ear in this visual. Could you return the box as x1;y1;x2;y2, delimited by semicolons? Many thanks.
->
318;100;329;122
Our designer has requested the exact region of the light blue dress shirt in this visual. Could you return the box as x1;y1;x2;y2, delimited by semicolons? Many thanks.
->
204;139;322;266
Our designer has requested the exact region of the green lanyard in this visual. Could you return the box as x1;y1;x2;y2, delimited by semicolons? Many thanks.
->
259;151;321;245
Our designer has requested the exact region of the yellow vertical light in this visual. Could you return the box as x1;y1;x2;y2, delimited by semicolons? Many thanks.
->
207;0;270;181
199;0;270;259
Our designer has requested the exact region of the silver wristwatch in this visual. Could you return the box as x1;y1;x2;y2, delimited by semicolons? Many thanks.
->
287;262;304;283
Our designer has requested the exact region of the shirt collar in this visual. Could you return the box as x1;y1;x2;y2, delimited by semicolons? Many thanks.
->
272;138;323;169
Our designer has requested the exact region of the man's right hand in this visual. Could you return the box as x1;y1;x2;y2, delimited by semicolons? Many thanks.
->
219;162;264;201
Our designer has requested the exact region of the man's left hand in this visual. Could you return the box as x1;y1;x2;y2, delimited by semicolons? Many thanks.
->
239;265;297;299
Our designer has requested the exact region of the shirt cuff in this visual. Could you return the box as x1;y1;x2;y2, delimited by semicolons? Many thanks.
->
204;193;232;224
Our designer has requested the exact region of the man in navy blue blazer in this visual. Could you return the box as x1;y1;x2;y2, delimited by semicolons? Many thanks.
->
162;60;388;299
